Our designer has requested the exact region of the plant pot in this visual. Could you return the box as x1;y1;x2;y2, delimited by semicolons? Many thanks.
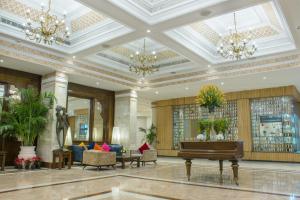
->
18;146;36;159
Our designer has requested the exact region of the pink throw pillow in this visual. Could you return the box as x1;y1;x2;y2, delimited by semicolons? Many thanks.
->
102;143;110;152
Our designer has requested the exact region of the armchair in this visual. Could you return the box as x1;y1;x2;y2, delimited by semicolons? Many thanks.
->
131;149;157;166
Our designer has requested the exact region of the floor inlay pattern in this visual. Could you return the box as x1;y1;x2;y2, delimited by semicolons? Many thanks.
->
0;159;299;200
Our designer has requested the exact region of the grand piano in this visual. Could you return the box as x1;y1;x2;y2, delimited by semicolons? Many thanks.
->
178;141;243;184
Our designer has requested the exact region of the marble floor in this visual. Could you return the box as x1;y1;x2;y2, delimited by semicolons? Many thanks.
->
0;157;299;200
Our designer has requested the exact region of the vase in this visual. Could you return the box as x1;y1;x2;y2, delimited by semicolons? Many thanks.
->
205;131;210;141
210;127;217;141
18;146;36;159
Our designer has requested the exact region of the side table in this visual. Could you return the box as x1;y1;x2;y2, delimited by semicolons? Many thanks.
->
116;155;141;169
52;149;72;169
0;151;6;171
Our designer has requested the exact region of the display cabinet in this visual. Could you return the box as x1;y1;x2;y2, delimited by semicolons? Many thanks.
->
172;101;238;149
251;96;300;153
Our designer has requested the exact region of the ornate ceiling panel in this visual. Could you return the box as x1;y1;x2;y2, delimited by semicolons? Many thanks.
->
86;38;191;76
0;0;131;53
0;0;299;92
109;0;227;24
166;1;295;64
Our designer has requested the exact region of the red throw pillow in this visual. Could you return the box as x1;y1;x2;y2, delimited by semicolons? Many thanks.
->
139;143;150;154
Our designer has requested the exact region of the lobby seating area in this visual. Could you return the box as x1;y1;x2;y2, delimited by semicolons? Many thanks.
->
0;0;300;199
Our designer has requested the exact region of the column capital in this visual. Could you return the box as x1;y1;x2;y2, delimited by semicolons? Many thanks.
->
115;89;137;99
42;72;68;85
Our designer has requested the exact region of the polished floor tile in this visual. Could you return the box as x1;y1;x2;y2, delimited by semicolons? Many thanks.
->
0;158;299;200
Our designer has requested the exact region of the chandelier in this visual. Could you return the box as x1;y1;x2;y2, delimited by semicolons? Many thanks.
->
217;12;257;60
24;0;70;45
129;39;158;77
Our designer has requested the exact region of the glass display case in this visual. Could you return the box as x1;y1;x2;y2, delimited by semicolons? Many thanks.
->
251;96;300;153
172;101;238;149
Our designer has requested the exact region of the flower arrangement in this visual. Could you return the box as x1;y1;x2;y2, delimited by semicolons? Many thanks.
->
195;85;225;113
15;156;42;169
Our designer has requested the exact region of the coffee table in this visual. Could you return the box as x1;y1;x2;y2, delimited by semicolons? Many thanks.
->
116;154;141;169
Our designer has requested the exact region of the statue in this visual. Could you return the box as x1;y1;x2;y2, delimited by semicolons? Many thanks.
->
55;106;69;150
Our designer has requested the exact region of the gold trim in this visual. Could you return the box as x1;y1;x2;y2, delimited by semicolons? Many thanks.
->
71;11;107;33
110;46;180;61
0;39;136;87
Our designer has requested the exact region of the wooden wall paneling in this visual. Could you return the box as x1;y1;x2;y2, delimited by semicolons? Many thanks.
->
0;67;41;90
68;116;75;140
237;99;252;153
156;106;173;150
152;85;300;162
152;86;299;107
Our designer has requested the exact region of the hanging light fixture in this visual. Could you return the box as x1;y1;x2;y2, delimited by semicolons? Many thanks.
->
23;0;70;45
217;12;257;60
129;39;158;77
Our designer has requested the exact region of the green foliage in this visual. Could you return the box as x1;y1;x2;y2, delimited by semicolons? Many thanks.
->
213;118;230;134
220;118;230;133
0;88;55;146
139;124;157;145
199;119;213;133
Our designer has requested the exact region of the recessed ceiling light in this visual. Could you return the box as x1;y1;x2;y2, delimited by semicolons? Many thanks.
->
155;91;159;94
221;82;224;85
147;29;151;33
185;87;189;90
96;82;100;85
263;76;267;80
72;56;76;59
207;65;211;68
0;59;3;63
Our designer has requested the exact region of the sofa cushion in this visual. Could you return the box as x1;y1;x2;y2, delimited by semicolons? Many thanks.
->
79;142;87;150
87;142;95;150
71;145;85;162
139;143;150;154
94;143;102;151
102;143;111;152
109;144;123;156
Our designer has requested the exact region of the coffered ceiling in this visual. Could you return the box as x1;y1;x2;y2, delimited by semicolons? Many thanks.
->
0;0;300;100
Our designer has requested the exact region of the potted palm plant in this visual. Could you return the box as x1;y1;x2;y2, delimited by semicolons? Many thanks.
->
139;124;157;146
0;88;55;159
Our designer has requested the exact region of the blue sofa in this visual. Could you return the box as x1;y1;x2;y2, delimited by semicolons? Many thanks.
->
71;144;123;163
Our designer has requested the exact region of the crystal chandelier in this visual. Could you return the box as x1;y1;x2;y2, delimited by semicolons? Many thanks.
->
129;39;158;77
24;0;70;45
217;12;257;60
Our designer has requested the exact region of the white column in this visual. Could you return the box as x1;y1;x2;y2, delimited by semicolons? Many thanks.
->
37;72;68;163
114;90;138;148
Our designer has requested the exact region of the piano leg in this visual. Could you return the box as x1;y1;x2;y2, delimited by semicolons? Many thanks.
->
219;160;223;175
231;160;239;185
185;159;192;181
